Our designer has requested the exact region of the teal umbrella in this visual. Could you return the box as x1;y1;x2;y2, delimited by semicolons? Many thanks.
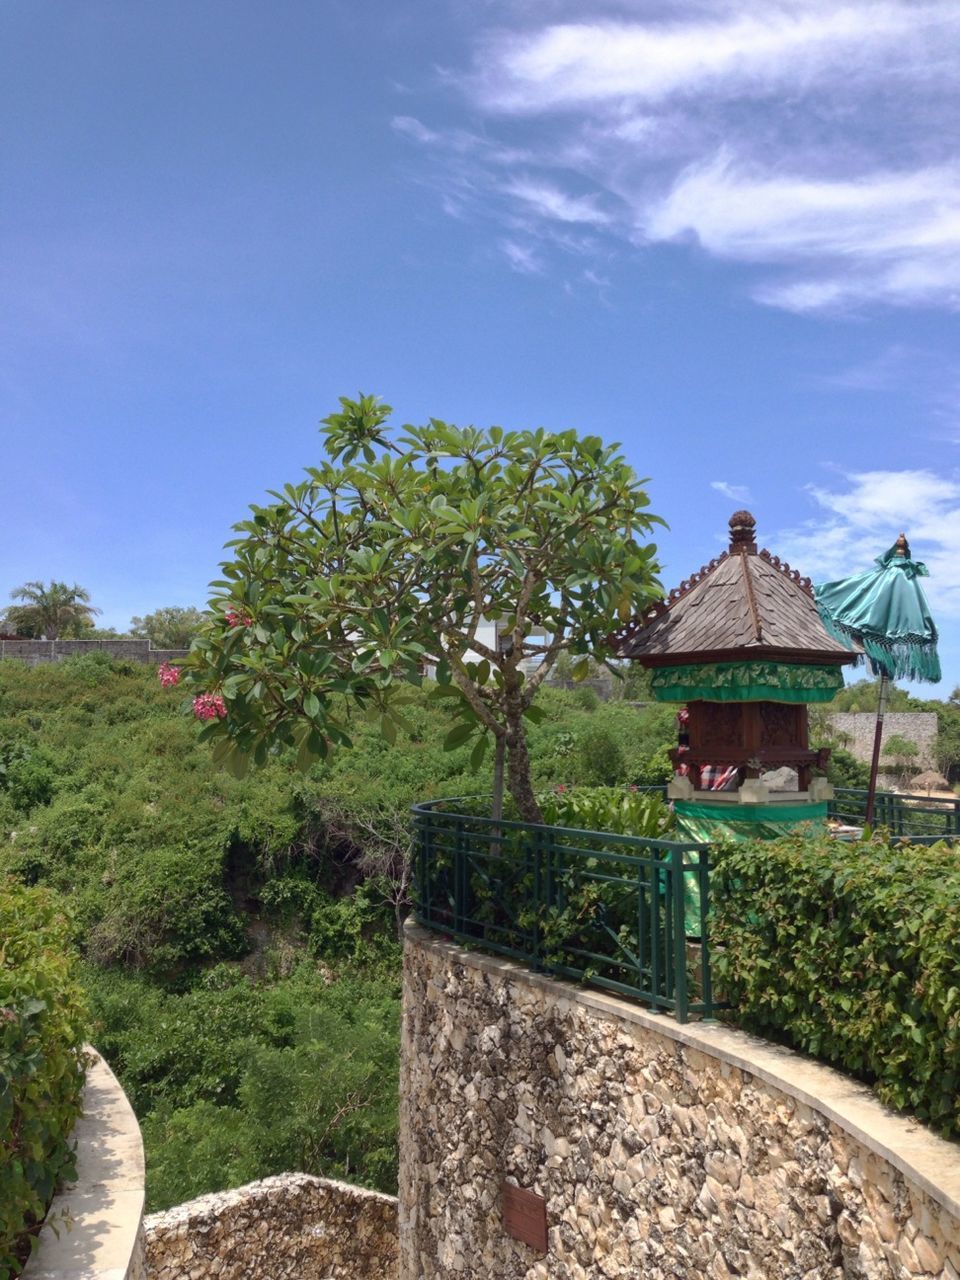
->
814;533;941;825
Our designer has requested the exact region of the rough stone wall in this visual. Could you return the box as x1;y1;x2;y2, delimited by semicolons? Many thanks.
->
400;925;960;1280
827;711;938;773
0;637;188;665
144;1173;398;1280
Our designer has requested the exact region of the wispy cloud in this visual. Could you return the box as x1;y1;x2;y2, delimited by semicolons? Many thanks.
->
711;480;751;503
473;7;933;112
825;345;915;392
642;154;960;311
397;0;960;313
499;239;542;274
502;178;612;226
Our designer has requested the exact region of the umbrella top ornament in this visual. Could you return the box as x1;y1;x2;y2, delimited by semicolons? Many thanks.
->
814;533;941;685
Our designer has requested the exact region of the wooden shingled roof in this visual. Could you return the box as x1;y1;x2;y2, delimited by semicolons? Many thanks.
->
617;510;858;667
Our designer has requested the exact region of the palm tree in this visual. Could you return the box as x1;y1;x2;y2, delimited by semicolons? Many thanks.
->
5;581;101;640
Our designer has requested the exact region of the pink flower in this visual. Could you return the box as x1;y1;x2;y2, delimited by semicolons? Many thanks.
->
224;609;253;628
555;784;566;793
158;663;181;688
193;693;228;721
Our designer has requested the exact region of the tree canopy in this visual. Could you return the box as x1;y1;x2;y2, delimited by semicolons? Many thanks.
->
2;581;100;640
130;606;207;649
185;395;665;819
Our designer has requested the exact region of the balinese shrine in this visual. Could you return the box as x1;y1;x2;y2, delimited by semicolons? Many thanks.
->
616;511;859;840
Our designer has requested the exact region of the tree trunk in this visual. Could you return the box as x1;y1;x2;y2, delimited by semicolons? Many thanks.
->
505;711;543;824
491;735;506;824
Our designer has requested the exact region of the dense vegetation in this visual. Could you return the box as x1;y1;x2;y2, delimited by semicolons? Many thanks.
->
0;655;675;1211
711;832;960;1138
2;654;957;1217
0;881;87;1276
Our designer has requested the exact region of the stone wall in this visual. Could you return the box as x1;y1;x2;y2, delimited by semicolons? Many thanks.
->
827;711;938;773
0;637;188;666
144;1173;398;1279
400;923;960;1280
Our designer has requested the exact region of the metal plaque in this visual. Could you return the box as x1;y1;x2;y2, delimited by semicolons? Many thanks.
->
502;1182;548;1252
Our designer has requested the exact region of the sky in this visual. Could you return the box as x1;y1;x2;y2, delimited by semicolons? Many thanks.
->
2;0;960;693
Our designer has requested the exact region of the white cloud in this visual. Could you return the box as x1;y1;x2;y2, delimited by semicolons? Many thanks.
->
502;178;612;226
499;239;543;274
641;155;960;310
644;158;960;261
772;469;960;620
475;6;933;112
391;115;439;144
398;0;960;312
711;480;751;502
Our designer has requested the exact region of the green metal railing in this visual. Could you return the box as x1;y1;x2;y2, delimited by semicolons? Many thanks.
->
829;787;960;841
411;798;718;1023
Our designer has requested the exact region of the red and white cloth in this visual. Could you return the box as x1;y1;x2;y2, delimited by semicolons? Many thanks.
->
698;764;739;791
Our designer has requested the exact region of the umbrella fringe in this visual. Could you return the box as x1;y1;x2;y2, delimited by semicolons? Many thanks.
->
816;609;941;682
861;636;942;683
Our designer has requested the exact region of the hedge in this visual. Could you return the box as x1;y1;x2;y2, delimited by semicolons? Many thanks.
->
711;834;960;1137
0;880;87;1275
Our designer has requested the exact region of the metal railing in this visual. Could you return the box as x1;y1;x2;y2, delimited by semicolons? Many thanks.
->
829;787;960;841
411;798;718;1023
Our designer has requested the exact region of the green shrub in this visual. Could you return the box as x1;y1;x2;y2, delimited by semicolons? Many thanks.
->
537;785;673;838
87;964;400;1211
711;834;960;1136
0;881;87;1274
824;747;871;790
574;727;624;785
631;744;674;787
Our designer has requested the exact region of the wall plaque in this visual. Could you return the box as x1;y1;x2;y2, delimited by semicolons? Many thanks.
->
502;1182;548;1252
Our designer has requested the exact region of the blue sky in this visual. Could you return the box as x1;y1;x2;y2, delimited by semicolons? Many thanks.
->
2;1;959;691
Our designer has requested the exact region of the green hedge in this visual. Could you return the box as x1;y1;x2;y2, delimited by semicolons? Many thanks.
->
0;880;87;1275
711;834;960;1137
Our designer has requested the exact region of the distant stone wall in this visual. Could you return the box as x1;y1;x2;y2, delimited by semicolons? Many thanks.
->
827;711;938;772
144;1174;398;1280
0;637;188;666
401;923;960;1280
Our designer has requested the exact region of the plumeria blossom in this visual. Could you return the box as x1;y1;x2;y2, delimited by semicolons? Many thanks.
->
193;692;228;721
224;609;253;628
157;662;181;688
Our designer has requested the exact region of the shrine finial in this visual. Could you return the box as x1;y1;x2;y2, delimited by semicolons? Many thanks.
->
729;510;757;554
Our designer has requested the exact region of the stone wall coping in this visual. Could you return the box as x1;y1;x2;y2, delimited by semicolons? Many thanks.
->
144;1171;398;1232
23;1048;145;1280
405;922;960;1222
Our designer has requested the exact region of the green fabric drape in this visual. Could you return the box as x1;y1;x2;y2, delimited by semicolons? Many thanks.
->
815;546;941;683
650;661;844;704
673;799;828;842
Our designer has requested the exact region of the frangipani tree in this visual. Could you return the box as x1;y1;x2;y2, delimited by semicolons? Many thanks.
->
183;395;665;822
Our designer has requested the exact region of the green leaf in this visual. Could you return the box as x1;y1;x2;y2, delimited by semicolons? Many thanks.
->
443;722;475;751
469;735;489;770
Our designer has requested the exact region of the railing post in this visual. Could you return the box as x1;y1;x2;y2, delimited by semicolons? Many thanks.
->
454;812;467;936
671;846;689;1024
417;808;429;925
697;846;714;1019
530;825;544;972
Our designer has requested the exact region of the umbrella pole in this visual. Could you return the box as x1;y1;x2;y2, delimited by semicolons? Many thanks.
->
865;674;889;827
